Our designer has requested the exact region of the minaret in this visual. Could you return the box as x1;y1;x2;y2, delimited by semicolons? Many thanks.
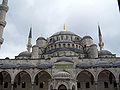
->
26;26;32;52
0;0;9;45
98;24;104;51
64;24;66;31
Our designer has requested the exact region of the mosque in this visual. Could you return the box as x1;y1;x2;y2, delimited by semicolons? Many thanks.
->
0;0;120;90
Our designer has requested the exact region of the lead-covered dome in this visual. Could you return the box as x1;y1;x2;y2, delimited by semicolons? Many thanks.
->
76;61;92;68
37;37;47;41
54;71;71;79
52;31;76;36
56;56;73;63
1;62;16;69
98;50;112;55
94;61;110;67
113;61;120;67
19;62;35;68
83;35;93;40
18;51;31;57
37;62;53;69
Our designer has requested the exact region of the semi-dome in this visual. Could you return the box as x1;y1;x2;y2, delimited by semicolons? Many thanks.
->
54;71;71;79
83;35;93;40
37;62;53;69
37;37;47;41
94;61;110;67
18;51;31;57
76;61;92;68
1;62;16;69
98;50;112;55
19;62;35;68
113;61;120;67
52;31;76;36
56;56;73;63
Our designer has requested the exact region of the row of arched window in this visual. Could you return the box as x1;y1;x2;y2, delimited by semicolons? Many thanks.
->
49;35;80;43
47;43;82;51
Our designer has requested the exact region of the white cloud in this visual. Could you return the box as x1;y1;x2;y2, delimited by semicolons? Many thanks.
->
0;0;120;58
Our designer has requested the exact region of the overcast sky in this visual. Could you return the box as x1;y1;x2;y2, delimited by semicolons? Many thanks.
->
0;0;120;58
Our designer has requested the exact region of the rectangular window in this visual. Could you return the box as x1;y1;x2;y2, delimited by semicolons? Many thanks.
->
114;81;117;88
86;82;90;88
22;82;26;88
77;82;81;88
40;82;44;88
14;82;17;88
104;82;108;88
4;82;8;88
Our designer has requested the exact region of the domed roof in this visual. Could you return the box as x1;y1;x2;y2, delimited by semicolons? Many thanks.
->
113;61;120;67
37;37;47;41
18;51;31;57
94;61;110;67
54;71;71;79
83;35;93;40
37;62;53;69
98;50;112;55
76;62;92;68
56;56;73;63
52;31;76;36
19;62;35;68
1;62;16;69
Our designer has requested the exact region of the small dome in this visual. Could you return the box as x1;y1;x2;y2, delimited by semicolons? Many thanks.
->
1;62;16;69
98;50;112;55
37;37;47;41
54;71;71;79
83;35;93;40
52;31;76;36
19;62;35;68
113;61;120;67
76;62;91;68
18;51;31;57
56;56;73;63
37;62;53;69
94;61;110;67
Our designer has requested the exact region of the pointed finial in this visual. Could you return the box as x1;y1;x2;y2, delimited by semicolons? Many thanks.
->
98;24;104;51
64;24;66;32
85;33;88;36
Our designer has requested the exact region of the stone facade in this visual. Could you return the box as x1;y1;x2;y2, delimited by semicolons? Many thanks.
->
0;0;120;90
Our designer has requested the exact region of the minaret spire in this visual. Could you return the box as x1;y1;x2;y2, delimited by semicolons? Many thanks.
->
98;24;104;51
26;26;32;52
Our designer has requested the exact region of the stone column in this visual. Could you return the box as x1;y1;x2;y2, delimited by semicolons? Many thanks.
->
32;83;34;90
116;80;120;90
11;83;14;90
95;81;98;90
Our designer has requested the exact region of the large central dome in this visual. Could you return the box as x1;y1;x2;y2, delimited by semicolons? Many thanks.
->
52;31;77;36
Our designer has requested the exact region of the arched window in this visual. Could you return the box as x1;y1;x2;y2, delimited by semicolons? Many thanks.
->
59;44;61;48
55;44;56;49
66;36;68;40
68;44;70;48
72;44;74;48
76;45;78;49
61;36;63;40
63;44;66;47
